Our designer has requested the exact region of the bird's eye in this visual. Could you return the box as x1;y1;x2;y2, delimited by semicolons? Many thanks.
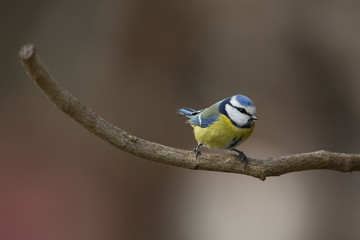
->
237;107;246;114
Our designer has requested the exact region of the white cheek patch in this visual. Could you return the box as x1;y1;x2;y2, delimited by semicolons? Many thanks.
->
225;104;249;127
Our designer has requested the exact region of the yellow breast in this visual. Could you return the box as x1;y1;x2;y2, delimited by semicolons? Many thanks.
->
192;114;255;149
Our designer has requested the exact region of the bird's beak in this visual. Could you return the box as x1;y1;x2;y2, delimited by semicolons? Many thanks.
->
251;114;258;120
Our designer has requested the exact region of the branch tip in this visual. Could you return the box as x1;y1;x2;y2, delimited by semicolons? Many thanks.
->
19;43;36;60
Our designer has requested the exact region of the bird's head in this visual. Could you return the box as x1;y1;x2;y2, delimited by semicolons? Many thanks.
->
220;94;258;128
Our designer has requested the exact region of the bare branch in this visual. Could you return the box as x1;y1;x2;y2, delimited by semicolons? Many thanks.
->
18;44;360;180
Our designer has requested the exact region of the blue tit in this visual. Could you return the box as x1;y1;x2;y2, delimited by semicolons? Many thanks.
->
177;94;258;165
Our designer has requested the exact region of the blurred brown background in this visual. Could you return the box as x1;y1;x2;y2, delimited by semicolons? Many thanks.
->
1;0;360;239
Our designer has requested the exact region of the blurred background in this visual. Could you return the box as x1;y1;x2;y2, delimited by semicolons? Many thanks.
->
1;0;360;239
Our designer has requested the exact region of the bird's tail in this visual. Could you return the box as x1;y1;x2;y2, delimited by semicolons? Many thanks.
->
177;108;199;117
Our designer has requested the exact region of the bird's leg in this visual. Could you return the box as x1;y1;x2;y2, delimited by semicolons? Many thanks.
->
193;143;203;158
231;149;248;166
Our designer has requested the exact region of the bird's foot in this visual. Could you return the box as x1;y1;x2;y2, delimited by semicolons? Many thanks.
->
231;149;248;166
193;143;203;159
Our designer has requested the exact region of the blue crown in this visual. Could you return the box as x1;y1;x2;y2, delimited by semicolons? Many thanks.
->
235;94;255;107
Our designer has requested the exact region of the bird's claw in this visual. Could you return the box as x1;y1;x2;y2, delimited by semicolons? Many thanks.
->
231;149;248;166
193;143;203;159
193;148;201;158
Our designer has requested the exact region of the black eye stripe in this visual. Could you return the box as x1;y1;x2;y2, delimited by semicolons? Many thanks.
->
237;107;246;113
226;102;251;116
234;106;247;114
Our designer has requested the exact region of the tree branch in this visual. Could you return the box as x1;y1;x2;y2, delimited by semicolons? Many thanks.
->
18;44;360;180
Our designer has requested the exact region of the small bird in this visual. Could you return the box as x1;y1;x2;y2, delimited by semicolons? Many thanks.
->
177;94;258;165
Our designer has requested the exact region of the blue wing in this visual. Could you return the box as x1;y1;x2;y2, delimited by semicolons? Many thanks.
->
178;102;221;128
189;114;219;128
